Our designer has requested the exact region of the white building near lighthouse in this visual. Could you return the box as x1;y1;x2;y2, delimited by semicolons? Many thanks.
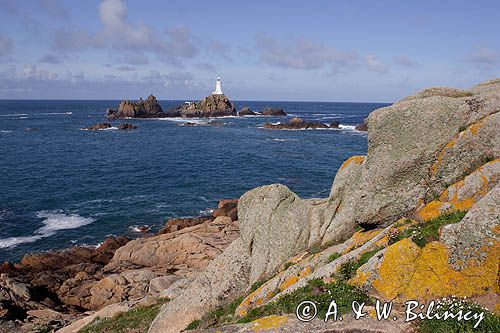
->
212;77;224;95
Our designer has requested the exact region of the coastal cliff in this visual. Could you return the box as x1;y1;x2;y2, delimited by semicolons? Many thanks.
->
1;79;499;333
147;78;499;332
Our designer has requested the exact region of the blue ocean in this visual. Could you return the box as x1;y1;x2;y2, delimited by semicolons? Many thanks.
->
0;100;389;262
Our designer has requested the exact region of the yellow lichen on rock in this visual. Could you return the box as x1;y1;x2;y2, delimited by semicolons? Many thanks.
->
279;275;299;292
431;137;457;175
342;229;381;254
279;266;312;292
350;270;372;286
236;283;273;316
469;119;484;135
371;238;499;301
416;200;446;221
418;160;499;221
339;155;365;171
252;315;288;332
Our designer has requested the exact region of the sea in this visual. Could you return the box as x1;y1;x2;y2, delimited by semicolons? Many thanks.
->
0;100;389;262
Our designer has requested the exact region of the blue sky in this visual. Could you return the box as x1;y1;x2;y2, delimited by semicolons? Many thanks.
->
0;0;498;101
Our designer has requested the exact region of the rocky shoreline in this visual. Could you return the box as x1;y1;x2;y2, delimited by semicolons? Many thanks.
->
0;199;240;332
1;78;499;333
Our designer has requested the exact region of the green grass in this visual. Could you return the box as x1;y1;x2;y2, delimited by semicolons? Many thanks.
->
309;240;338;255
335;247;384;281
237;279;371;323
391;211;466;247
327;252;340;263
190;279;370;329
418;298;500;333
283;262;295;270
185;319;202;331
249;279;266;293
79;298;168;333
186;294;246;330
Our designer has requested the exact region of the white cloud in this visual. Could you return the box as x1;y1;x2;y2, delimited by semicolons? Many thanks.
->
0;34;13;59
467;45;500;69
0;65;206;99
256;34;358;72
52;0;198;65
394;55;417;67
365;54;389;74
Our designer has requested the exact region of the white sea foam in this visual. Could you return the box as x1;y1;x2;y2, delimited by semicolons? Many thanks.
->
266;138;298;142
81;126;118;131
159;118;208;125
339;124;357;130
19;116;28;119
0;113;28;117
0;130;12;133
39;112;73;116
0;211;95;249
199;207;214;216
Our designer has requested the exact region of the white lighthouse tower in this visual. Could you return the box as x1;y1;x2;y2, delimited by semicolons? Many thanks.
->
212;77;224;95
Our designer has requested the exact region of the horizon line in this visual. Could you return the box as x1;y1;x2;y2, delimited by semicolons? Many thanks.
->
0;98;393;104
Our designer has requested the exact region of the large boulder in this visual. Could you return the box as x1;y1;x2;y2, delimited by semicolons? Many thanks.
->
157;216;212;235
106;217;239;272
238;185;313;284
106;95;165;120
351;81;500;227
149;239;250;333
212;199;238;221
167;94;236;118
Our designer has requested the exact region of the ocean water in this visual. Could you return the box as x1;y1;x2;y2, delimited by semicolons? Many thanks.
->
0;100;389;262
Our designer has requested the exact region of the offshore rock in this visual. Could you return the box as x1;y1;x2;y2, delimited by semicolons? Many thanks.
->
354;119;368;131
86;122;112;130
238;106;257;116
261;107;286;116
106;95;165;120
263;117;329;130
167;94;236;118
117;123;137;130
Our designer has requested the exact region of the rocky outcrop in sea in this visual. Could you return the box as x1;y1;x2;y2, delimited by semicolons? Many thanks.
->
166;94;236;118
106;95;166;120
238;106;257;116
263;117;333;129
86;123;137;130
261;107;287;116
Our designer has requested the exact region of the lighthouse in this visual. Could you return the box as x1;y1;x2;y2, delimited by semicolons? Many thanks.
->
212;77;223;95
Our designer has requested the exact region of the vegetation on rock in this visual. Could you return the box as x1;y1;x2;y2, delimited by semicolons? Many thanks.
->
79;299;168;333
391;211;466;247
417;297;500;333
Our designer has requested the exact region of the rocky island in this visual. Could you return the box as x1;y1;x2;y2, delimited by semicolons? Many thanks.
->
1;79;499;333
166;93;237;118
106;95;166;120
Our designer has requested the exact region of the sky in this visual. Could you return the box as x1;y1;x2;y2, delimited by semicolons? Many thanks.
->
0;0;499;102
